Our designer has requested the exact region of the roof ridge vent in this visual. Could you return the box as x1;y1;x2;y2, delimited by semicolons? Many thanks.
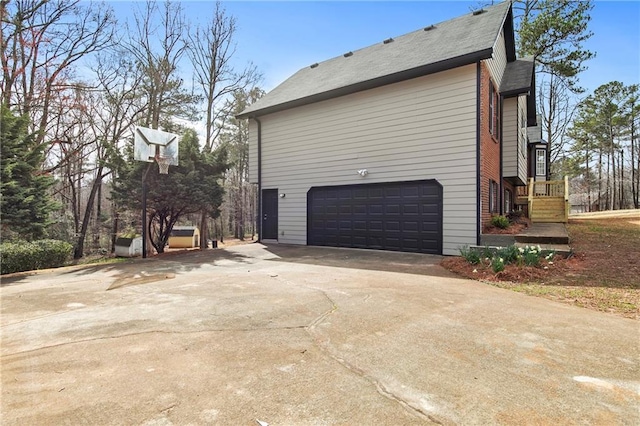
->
472;8;485;16
343;51;353;58
423;25;436;31
310;63;319;69
383;37;394;44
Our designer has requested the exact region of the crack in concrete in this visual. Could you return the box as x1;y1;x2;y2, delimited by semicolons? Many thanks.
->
1;325;310;358
6;272;443;423
308;333;444;424
1;308;95;328
286;280;444;424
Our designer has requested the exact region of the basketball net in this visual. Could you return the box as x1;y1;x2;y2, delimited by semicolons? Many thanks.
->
155;155;171;174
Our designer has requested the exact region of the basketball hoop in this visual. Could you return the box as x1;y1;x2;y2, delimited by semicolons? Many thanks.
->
155;155;171;174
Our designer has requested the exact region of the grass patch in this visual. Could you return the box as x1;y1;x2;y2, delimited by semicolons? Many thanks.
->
74;255;130;266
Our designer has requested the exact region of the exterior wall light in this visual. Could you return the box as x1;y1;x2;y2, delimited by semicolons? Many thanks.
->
357;169;368;177
279;193;286;198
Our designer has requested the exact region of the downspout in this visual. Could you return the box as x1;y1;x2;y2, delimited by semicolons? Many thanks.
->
254;116;263;242
476;62;482;246
499;95;504;215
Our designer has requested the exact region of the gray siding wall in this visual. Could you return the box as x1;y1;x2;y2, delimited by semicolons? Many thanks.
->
503;97;518;178
517;96;528;183
249;120;258;183
486;29;506;85
249;65;478;255
503;96;528;183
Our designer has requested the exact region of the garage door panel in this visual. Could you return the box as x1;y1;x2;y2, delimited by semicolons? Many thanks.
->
308;180;442;254
385;204;401;214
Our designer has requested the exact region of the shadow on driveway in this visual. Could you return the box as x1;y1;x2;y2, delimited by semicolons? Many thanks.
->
0;248;255;288
1;243;457;288
261;244;458;278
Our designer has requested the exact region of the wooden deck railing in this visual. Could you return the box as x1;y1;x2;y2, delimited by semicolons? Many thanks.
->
529;179;566;197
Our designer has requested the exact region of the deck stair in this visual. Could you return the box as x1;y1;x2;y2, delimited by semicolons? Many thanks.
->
520;177;569;223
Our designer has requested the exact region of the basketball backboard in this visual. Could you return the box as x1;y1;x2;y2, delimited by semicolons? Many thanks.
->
134;126;179;166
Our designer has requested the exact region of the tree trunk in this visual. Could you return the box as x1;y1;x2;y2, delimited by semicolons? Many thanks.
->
611;144;616;210
199;210;208;249
585;148;591;212
237;181;244;240
597;147;603;210
111;210;118;254
632;115;638;208
74;167;104;259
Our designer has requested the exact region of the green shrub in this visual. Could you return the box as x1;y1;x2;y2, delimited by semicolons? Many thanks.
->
480;245;494;260
491;256;505;273
1;239;73;274
458;243;554;274
519;245;542;267
496;245;520;263
491;215;510;229
459;246;481;264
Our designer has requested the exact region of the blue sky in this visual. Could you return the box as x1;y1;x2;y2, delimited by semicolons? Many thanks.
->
109;1;639;96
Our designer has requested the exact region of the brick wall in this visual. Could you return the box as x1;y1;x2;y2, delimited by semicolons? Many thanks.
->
479;62;501;229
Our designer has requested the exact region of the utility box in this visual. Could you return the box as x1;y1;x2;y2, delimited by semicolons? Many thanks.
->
114;237;143;257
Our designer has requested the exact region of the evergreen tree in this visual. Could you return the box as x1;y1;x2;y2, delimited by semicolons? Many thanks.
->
515;0;595;91
111;128;227;253
0;106;58;240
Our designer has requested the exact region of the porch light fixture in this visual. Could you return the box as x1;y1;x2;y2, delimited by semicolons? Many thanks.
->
279;193;286;198
357;169;368;177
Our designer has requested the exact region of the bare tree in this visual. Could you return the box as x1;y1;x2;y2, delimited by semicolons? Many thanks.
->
187;1;260;247
70;52;147;258
220;87;264;241
538;73;579;177
1;0;115;144
124;0;199;130
188;1;259;152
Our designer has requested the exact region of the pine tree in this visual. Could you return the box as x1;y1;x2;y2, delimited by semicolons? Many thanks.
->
0;106;58;240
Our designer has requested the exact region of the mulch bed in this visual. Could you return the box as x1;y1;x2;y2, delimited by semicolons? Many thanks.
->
483;215;531;235
442;217;640;319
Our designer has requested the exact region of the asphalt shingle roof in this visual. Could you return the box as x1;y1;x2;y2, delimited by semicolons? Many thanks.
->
238;2;513;118
500;57;535;96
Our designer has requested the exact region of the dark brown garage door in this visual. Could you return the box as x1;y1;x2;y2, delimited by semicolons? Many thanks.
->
307;180;443;254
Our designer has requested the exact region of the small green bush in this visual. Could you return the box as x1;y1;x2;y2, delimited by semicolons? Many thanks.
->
518;245;542;267
491;215;510;229
496;245;520;263
458;243;553;274
459;246;481;264
1;239;73;274
480;245;494;260
491;256;505;273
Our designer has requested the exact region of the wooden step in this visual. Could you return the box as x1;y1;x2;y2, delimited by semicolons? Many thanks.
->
531;196;566;223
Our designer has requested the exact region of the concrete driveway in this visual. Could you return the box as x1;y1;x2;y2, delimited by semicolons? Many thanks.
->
1;243;638;425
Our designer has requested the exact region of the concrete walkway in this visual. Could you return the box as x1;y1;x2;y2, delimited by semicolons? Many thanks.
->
481;222;571;254
1;244;638;424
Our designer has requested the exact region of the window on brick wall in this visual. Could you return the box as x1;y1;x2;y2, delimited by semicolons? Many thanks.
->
489;82;495;136
504;189;512;213
489;179;498;214
489;81;500;141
